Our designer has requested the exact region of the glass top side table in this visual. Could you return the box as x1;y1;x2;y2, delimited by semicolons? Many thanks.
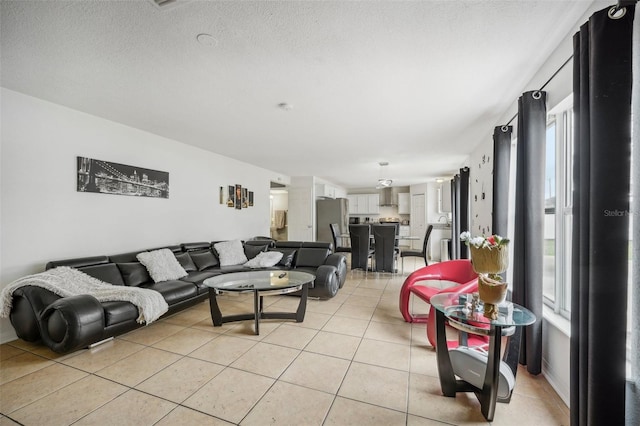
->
430;293;536;327
429;293;537;422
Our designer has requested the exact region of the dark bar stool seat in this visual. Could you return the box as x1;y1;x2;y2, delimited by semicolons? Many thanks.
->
400;225;433;273
372;224;399;273
349;224;373;272
330;223;351;253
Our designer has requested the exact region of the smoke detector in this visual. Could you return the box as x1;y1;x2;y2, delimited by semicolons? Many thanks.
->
277;102;293;111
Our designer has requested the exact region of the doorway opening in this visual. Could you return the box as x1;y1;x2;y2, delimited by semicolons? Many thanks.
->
270;181;288;240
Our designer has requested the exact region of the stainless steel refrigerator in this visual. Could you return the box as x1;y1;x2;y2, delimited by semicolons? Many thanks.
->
316;198;349;244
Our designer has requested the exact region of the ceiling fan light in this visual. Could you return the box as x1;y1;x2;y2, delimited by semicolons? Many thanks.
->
377;178;392;188
375;162;392;188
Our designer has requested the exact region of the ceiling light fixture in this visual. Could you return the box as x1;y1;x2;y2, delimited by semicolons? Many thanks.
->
149;0;191;10
376;162;393;188
196;33;218;47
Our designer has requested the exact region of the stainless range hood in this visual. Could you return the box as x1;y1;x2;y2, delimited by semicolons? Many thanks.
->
378;187;399;206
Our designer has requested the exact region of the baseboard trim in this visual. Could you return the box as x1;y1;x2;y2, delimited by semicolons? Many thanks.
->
542;358;570;407
88;337;114;348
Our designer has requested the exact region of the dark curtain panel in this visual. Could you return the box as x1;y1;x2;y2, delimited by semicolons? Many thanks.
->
492;126;512;238
629;4;640;425
450;168;470;260
459;167;470;259
451;175;460;259
571;5;634;425
512;90;546;375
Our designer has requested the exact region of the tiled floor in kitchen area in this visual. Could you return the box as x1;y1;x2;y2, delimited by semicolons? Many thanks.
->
0;258;569;425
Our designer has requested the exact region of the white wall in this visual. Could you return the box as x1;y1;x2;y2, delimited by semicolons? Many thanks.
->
425;182;439;223
0;89;285;343
468;147;494;237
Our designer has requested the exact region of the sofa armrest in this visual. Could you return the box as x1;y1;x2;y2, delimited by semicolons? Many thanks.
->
309;265;340;299
9;286;61;342
39;295;105;353
323;254;347;289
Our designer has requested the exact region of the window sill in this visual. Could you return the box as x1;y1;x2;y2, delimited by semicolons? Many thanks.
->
542;305;571;337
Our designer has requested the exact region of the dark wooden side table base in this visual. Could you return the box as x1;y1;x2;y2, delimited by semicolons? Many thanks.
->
434;309;523;421
208;284;308;335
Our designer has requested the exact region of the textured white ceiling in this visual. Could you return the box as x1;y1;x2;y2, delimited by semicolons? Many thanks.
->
1;0;594;188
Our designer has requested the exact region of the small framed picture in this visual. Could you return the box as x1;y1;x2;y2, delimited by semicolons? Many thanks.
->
248;191;254;207
235;184;242;209
242;188;248;208
227;185;235;207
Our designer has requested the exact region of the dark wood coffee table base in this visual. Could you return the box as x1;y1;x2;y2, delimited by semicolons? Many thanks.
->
208;284;308;335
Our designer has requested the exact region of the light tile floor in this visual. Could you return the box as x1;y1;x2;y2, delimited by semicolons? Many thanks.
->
0;258;569;425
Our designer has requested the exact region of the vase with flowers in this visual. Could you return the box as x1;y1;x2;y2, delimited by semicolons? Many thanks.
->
460;232;510;319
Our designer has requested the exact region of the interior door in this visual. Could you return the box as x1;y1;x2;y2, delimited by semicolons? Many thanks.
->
287;186;314;241
411;193;426;250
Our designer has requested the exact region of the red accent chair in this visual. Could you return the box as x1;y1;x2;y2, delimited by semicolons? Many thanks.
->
399;260;478;323
399;259;489;349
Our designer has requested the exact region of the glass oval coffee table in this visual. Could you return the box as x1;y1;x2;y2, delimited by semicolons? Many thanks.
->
203;270;315;335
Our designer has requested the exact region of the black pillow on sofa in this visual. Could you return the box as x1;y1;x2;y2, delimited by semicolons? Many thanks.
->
244;244;267;260
268;248;296;269
190;250;219;271
80;263;126;286
174;252;197;272
117;263;152;287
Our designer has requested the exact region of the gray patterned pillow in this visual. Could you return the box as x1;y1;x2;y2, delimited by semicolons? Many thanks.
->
136;249;187;283
213;240;249;266
244;251;284;268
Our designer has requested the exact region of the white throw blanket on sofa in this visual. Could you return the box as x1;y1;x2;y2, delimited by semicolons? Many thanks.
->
0;266;168;324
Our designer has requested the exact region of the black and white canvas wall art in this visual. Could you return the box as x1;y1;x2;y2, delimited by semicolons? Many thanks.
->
77;156;169;198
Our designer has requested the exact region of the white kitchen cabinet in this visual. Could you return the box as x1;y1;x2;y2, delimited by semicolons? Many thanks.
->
347;193;380;214
347;195;358;214
367;194;379;214
316;184;336;199
398;193;410;214
355;195;367;214
333;187;347;199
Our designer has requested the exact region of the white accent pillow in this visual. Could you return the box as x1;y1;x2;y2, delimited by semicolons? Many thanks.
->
137;249;187;283
214;240;248;266
244;251;284;268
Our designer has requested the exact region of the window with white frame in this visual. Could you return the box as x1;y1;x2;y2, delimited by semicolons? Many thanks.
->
543;96;573;318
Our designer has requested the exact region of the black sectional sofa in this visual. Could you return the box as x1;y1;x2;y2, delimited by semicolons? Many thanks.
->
7;240;347;354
